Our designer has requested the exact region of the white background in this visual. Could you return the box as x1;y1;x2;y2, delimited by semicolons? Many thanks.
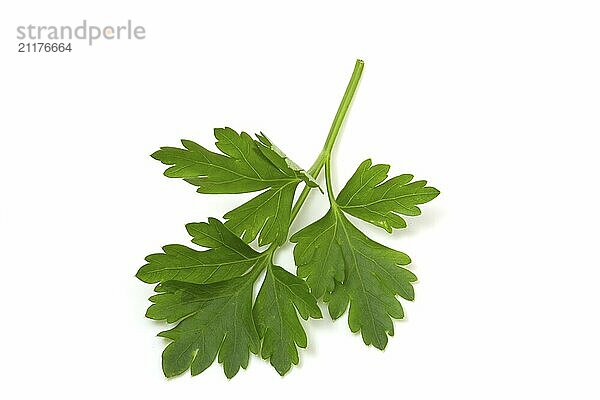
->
1;1;599;398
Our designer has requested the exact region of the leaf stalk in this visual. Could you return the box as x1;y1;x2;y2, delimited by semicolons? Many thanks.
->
289;59;364;223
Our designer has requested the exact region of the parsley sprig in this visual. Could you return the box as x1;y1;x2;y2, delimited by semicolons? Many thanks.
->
137;59;439;377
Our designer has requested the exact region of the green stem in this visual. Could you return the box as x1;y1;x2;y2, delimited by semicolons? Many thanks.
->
321;59;364;157
324;158;336;204
289;59;364;223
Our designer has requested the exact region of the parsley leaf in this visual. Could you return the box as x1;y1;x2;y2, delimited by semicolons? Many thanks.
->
290;209;345;300
137;218;260;284
151;275;260;379
254;264;322;375
138;218;321;378
291;207;415;349
291;161;438;349
151;127;312;245
337;159;440;232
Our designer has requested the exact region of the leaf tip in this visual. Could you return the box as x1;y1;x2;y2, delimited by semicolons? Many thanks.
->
150;150;162;160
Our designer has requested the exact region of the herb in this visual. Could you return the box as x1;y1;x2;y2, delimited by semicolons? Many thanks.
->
137;59;439;378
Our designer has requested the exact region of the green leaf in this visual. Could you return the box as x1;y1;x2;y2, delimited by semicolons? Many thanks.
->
291;207;416;350
290;210;345;300
337;159;440;232
253;264;322;375
151;128;294;193
136;218;260;284
139;218;320;377
223;180;299;246
150;275;261;378
151;127;314;245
